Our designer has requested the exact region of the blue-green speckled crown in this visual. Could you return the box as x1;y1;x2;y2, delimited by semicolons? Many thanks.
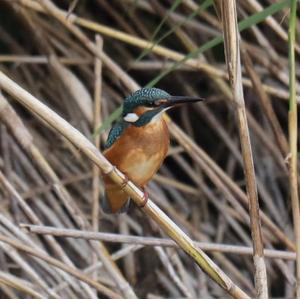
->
122;88;170;115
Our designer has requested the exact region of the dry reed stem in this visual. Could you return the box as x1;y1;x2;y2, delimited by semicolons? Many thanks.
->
22;224;297;260
0;55;91;64
215;1;268;298
288;0;300;297
92;34;102;232
0;71;250;298
91;34;102;281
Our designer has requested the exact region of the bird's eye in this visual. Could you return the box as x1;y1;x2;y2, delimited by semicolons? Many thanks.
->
145;101;154;107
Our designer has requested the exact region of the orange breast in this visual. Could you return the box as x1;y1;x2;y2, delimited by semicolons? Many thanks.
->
103;118;169;212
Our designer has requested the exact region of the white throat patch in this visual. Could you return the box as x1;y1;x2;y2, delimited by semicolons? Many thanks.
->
150;107;170;123
123;113;139;123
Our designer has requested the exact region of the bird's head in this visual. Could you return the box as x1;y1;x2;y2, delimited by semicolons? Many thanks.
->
122;88;204;127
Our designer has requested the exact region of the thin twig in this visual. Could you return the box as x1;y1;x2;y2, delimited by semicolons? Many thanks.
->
21;224;297;260
0;55;91;64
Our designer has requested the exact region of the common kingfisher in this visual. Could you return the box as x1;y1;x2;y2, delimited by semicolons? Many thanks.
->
101;88;203;213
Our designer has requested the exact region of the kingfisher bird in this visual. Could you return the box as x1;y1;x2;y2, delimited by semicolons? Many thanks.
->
101;87;203;213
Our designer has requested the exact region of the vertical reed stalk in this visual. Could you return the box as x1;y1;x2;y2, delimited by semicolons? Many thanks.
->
91;34;103;280
214;1;268;298
288;0;300;297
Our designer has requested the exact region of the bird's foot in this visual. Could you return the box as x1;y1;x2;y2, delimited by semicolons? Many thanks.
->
140;189;149;208
103;166;129;190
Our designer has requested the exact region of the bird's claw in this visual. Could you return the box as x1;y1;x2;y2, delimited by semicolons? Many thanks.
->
103;166;129;190
120;174;129;190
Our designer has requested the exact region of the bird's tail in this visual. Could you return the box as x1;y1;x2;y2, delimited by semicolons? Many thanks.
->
100;179;131;214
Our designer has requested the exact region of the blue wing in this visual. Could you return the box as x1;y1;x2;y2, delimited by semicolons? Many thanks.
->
104;121;128;149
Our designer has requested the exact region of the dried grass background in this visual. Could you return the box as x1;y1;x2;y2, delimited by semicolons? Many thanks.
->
0;0;299;298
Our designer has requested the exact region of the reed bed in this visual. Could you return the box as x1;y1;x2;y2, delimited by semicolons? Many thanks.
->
0;0;299;298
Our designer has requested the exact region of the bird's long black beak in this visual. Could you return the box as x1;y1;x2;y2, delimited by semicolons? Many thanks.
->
153;95;204;109
166;96;204;106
